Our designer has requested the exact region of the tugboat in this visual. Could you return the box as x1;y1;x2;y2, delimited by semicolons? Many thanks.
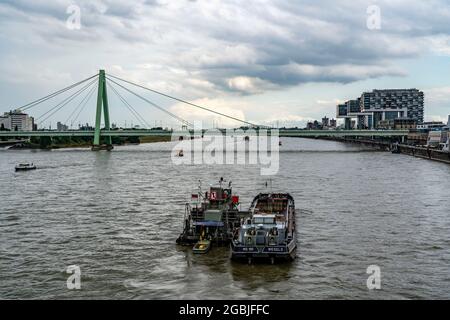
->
230;193;296;264
15;163;37;172
176;178;249;248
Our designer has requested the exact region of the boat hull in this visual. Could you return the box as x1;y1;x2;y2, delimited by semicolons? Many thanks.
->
230;239;297;262
15;167;36;172
230;192;297;264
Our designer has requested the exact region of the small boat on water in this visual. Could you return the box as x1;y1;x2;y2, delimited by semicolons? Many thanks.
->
231;192;297;264
193;240;211;254
15;163;37;172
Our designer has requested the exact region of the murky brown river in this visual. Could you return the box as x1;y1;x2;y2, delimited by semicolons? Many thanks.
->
1;138;450;299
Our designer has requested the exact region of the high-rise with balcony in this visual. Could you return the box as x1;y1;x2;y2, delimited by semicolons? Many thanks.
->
337;89;424;129
361;89;424;124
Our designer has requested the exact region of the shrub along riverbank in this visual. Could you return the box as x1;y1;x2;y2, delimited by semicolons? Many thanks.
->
11;136;171;149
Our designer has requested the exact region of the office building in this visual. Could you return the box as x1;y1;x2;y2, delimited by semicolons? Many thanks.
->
0;115;11;130
0;110;34;131
57;122;69;131
416;122;446;130
378;118;417;130
329;119;337;128
336;89;424;129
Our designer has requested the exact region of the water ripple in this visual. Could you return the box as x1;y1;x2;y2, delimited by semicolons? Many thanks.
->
1;138;450;299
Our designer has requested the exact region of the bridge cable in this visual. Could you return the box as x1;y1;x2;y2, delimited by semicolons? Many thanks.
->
106;76;192;128
107;82;151;129
37;78;98;126
107;73;264;128
70;87;97;129
106;76;193;128
64;84;97;128
19;73;99;112
37;78;98;124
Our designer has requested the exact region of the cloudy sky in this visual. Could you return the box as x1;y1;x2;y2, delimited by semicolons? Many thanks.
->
0;0;449;128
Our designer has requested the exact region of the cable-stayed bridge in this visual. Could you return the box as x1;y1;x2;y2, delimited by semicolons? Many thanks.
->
0;70;408;150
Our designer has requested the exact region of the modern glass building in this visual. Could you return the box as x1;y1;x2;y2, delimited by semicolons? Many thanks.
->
336;89;424;129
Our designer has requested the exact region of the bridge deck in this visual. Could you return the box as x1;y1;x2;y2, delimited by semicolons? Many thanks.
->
0;129;409;138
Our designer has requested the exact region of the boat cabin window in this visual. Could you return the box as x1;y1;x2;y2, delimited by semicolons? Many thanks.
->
253;217;275;225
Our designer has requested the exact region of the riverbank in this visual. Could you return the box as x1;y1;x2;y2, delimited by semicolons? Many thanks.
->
316;136;450;165
394;144;450;164
3;136;172;150
317;136;393;151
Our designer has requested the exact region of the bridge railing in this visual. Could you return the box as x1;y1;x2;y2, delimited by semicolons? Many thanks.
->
0;129;410;138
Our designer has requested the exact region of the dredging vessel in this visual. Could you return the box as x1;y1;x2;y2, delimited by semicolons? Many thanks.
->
230;193;297;264
176;178;249;247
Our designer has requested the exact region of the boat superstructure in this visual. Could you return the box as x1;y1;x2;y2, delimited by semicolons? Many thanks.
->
230;193;296;263
176;178;250;247
15;163;37;171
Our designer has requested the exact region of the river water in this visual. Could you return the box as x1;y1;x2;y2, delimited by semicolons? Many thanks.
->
1;138;450;299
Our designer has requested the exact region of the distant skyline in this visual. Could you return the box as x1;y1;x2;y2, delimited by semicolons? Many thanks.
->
1;0;450;129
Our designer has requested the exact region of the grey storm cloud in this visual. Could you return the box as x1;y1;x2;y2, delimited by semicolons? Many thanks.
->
0;0;449;95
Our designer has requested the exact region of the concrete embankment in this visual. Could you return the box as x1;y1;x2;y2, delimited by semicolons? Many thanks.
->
319;136;393;151
316;136;450;165
395;144;450;164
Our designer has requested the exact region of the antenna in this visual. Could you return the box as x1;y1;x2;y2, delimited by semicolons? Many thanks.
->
198;180;203;198
264;179;273;194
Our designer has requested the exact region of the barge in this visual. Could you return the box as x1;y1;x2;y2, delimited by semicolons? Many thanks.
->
230;193;297;264
176;178;250;247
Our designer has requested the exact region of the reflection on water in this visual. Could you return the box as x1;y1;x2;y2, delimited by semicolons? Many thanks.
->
1;138;450;299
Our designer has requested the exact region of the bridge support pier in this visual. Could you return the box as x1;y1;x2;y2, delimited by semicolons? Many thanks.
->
91;144;114;151
92;70;113;151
